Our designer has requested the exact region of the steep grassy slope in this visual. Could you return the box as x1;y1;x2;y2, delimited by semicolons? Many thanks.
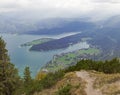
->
91;71;120;95
34;71;120;95
34;72;86;95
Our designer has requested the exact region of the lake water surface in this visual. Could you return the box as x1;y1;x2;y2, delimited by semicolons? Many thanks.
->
0;33;89;77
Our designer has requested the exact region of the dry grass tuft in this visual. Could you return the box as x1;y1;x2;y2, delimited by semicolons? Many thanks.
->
90;71;120;95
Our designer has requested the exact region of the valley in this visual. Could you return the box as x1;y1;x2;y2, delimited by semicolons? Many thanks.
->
2;25;120;76
0;33;89;76
1;1;120;95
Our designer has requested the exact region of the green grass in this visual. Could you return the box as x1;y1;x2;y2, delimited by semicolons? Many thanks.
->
67;53;76;58
77;48;100;55
57;48;100;63
57;57;73;64
21;38;54;47
43;48;100;72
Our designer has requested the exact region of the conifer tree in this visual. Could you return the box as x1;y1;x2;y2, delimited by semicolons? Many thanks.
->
0;37;19;95
23;67;32;87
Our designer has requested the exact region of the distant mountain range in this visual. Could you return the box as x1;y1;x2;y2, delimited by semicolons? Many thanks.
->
1;14;120;60
26;20;95;35
0;15;95;35
1;14;120;35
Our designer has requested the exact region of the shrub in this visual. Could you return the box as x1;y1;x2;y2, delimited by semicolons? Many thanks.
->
65;58;120;74
56;84;72;95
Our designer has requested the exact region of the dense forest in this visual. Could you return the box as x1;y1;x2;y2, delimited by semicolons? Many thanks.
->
0;37;120;95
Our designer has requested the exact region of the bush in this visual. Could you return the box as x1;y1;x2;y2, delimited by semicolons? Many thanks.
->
24;70;65;94
65;58;120;74
56;84;72;95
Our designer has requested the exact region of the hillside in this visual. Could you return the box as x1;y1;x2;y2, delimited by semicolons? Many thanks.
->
28;58;120;95
34;72;86;95
29;16;120;61
1;37;120;95
21;38;55;47
27;20;95;35
30;29;120;60
34;70;120;95
42;48;100;72
0;16;95;35
1;1;120;95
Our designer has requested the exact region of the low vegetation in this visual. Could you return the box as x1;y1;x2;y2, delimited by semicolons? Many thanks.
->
90;71;120;95
0;37;120;95
65;58;120;74
34;72;86;95
56;84;72;95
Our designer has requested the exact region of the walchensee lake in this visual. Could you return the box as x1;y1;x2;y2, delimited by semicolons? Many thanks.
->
0;33;89;77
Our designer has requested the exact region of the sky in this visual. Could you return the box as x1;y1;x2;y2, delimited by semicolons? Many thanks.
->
0;0;120;20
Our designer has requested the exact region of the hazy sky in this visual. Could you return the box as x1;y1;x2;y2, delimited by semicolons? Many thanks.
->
0;0;120;20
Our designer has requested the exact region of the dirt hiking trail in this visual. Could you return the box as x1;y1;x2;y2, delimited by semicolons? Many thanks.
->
76;71;102;95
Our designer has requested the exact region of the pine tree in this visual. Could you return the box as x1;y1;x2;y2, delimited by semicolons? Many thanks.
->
23;67;32;87
0;37;19;95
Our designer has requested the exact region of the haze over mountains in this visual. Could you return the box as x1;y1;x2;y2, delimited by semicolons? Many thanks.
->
1;0;120;62
27;15;120;60
1;0;120;35
1;1;120;94
0;13;94;35
0;14;120;35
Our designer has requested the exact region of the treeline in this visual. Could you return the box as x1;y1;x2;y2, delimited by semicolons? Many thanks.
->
0;37;32;95
0;37;120;95
23;58;120;94
24;70;65;95
65;58;120;74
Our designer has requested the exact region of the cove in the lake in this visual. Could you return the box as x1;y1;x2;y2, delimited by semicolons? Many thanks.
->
0;33;89;77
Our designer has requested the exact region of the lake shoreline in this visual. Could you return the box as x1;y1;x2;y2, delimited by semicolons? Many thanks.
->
0;33;89;77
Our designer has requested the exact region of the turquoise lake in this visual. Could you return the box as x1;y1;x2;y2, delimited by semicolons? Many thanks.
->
0;33;89;77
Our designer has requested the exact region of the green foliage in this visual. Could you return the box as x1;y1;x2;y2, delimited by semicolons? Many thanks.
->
22;67;34;95
0;37;20;95
23;67;32;87
56;84;72;95
1;37;120;95
65;58;120;74
40;70;65;88
0;37;9;61
35;71;47;80
21;38;54;47
25;70;65;95
12;58;120;95
44;48;100;72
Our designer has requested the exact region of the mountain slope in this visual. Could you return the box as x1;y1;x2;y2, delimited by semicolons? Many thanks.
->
76;71;102;95
34;72;86;95
0;16;95;35
30;22;120;60
27;20;95;35
34;70;120;95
